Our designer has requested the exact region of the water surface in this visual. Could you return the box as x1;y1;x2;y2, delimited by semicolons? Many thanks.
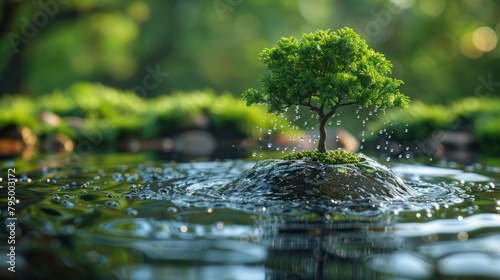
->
0;153;499;279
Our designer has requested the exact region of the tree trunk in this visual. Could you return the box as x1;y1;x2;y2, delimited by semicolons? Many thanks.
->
317;116;328;153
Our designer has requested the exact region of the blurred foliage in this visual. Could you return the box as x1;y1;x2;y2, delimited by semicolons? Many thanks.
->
367;96;500;154
0;82;291;149
476;115;500;155
0;95;37;131
1;0;499;103
367;100;458;141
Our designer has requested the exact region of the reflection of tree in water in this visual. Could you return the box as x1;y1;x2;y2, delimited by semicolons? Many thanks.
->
260;217;402;279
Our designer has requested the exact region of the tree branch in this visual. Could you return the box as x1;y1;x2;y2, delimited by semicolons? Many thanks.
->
300;100;321;113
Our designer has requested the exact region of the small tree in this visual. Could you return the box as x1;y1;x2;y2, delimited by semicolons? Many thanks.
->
243;28;410;153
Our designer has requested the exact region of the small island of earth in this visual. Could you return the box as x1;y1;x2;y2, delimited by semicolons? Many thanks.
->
220;150;420;201
221;27;413;202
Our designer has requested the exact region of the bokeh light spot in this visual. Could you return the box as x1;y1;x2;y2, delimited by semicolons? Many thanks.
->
299;0;332;23
460;32;483;59
472;26;497;52
127;2;150;23
457;231;469;241
419;0;446;16
462;0;483;11
390;0;416;9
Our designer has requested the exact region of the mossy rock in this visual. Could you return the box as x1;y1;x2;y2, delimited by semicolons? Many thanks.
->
282;150;363;164
220;154;419;201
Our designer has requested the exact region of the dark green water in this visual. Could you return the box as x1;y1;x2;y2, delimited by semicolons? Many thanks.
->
1;153;500;279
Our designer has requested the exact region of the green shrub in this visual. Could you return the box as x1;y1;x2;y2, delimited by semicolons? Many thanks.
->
1;83;297;151
0;95;38;132
367;96;500;155
148;89;292;139
475;115;500;155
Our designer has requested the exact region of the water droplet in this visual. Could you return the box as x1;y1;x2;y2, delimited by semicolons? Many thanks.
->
167;207;178;213
376;145;380;150
252;152;256;157
216;222;224;230
336;120;342;126
126;207;138;215
267;143;272;148
405;129;408;133
267;129;272;135
61;200;74;209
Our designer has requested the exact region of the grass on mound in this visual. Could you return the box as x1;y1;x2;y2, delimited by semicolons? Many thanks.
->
282;150;363;164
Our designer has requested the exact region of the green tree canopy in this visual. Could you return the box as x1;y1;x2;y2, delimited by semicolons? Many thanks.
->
243;27;410;153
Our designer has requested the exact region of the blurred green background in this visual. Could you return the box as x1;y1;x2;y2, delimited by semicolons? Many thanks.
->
1;0;500;159
2;0;499;101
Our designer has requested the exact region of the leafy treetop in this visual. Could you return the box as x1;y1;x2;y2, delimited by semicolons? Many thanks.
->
243;28;410;153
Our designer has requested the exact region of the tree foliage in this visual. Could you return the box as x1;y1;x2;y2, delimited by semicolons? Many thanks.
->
243;28;410;153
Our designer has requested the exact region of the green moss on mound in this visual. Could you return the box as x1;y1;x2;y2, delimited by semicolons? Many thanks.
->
282;150;363;164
